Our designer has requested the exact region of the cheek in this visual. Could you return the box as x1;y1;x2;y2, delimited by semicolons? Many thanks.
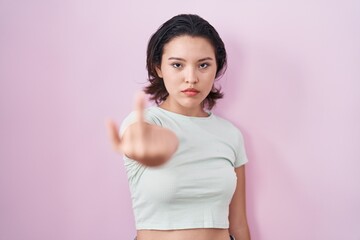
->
162;70;183;85
211;68;217;79
203;71;216;84
162;78;177;93
161;67;175;79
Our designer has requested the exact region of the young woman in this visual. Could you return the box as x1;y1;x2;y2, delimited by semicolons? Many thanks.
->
106;14;251;240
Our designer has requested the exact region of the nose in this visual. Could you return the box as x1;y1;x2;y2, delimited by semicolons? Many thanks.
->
185;68;199;84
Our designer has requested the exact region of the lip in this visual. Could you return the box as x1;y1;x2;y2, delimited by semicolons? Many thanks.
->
182;88;200;93
181;88;200;96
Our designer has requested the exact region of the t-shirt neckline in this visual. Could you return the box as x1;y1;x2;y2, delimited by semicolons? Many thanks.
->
154;106;213;119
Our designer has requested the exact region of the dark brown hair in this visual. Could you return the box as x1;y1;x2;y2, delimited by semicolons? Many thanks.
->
144;14;227;110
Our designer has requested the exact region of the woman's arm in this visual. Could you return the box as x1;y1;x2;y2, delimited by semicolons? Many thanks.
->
229;165;251;240
106;93;179;166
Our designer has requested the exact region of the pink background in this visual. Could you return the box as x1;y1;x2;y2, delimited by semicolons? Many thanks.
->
1;0;359;239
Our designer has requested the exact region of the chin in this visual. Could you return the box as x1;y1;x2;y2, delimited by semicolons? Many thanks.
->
179;99;203;109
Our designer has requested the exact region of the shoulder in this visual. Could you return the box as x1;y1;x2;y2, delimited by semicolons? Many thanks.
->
211;113;240;131
211;113;245;141
119;106;163;135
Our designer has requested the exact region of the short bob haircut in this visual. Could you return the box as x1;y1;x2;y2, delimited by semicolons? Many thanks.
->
144;14;227;110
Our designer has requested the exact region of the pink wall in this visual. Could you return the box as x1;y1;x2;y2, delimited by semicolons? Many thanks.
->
1;0;359;239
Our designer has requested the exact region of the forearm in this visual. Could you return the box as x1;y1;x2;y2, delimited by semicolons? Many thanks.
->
230;223;251;240
229;166;250;240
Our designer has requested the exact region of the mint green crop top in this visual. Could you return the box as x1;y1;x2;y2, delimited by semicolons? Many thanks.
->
120;106;248;230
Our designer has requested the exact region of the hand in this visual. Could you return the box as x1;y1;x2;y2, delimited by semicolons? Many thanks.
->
106;92;178;166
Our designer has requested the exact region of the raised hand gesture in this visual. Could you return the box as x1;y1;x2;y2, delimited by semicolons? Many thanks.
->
106;92;179;167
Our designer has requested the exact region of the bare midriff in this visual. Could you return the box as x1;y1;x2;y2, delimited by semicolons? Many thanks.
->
137;228;230;240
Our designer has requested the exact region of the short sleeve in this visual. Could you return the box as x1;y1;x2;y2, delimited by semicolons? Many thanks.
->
119;108;162;136
119;108;162;184
234;129;249;168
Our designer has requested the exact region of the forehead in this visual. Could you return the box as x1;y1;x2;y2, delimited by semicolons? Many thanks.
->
162;35;215;59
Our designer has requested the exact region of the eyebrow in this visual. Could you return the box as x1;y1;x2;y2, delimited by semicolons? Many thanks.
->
168;57;214;62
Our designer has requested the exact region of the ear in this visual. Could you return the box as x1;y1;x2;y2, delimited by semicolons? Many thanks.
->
155;66;163;78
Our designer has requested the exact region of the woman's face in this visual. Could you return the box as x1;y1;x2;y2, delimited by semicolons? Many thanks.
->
156;35;217;116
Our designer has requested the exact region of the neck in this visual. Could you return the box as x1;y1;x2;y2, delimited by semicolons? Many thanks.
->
159;101;208;117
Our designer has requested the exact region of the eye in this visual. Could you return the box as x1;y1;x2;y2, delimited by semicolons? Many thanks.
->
171;63;182;69
199;63;209;69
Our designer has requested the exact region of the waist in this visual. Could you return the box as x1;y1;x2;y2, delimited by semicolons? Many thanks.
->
137;228;230;240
